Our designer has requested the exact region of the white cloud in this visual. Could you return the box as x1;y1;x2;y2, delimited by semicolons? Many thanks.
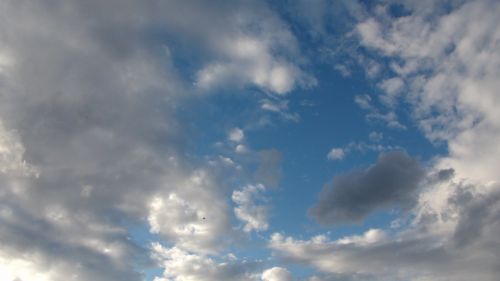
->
148;170;231;254
232;184;269;232
327;141;399;161
261;267;293;281
354;94;373;110
378;77;405;107
198;39;315;94
269;229;389;274
354;95;406;129
192;7;316;95
260;99;300;122
368;131;383;142
327;148;345;161
229;128;245;143
334;64;352;77
236;144;249;154
151;242;260;281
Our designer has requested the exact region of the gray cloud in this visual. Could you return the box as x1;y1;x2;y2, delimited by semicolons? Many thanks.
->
310;151;424;225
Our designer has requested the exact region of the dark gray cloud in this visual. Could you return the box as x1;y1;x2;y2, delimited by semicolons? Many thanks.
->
310;151;424;225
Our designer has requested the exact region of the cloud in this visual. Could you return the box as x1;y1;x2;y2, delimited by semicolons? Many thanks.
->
354;94;373;110
368;131;383;142
184;1;316;94
450;186;500;248
377;77;404;107
232;184;269;232
354;95;406;129
334;64;352;77
327;148;345;161
147;170;231;254
327;138;397;161
261;267;293;281
229;128;245;143
236;144;249;154
151;243;260;281
260;98;300;122
310;151;424;225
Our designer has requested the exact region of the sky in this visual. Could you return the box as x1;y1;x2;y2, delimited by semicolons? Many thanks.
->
0;0;499;281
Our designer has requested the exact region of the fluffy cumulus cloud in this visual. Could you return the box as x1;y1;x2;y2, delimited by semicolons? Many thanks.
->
311;151;424;225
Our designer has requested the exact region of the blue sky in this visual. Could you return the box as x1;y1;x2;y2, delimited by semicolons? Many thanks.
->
0;1;499;281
